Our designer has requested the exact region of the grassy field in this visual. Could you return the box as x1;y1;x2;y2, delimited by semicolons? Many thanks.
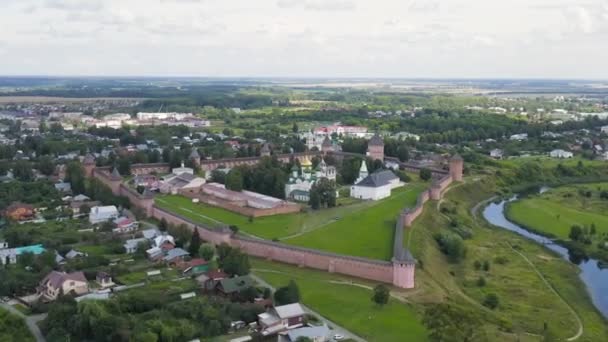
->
0;308;34;342
155;184;425;250
506;183;608;239
252;259;428;342
404;177;608;341
286;184;426;260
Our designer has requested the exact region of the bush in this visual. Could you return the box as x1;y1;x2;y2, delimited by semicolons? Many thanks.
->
483;293;499;309
434;233;466;263
476;276;486;287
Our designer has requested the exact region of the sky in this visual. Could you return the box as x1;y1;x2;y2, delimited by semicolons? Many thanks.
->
1;0;608;79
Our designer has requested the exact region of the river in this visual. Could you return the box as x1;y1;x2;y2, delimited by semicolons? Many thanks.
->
483;196;608;319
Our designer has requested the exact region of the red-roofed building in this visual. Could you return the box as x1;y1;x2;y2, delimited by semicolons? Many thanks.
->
4;203;35;221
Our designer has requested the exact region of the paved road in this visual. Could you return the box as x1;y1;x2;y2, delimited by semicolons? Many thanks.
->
1;303;47;342
249;273;367;342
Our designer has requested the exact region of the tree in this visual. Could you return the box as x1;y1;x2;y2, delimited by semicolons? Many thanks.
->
371;284;390;307
226;169;244;191
309;178;336;209
419;168;432;181
37;156;56;176
292;122;299;133
483;293;499;309
188;230;202;256
274;280;300;305
309;190;321;210
476;276;486;287
66;161;86;194
569;225;583;241
13;160;33;181
199;244;215;261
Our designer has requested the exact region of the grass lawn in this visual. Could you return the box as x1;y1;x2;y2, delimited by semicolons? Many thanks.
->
506;183;608;239
155;187;408;241
285;184;426;260
252;259;428;342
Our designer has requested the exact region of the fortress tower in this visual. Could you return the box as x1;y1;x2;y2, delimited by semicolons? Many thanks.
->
449;154;464;182
260;143;271;157
189;149;201;167
321;136;334;154
83;153;96;178
392;249;416;289
367;134;384;161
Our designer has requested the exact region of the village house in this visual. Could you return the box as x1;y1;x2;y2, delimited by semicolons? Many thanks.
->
4;202;35;221
258;303;307;336
215;275;255;298
490;149;504;159
278;325;331;342
112;217;138;234
96;271;115;289
38;271;90;301
89;205;119;224
163;247;190;266
197;270;228;291
549;149;574;159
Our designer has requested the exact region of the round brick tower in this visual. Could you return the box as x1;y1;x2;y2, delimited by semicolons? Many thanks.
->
367;134;384;161
449;154;464;182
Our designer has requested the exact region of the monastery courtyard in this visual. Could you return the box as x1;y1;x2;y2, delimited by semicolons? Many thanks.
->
155;182;427;261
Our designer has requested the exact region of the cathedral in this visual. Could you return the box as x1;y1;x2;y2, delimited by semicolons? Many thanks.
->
285;156;336;202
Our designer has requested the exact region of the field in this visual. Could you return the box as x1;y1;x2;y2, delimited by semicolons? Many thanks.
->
506;183;608;239
403;177;608;341
285;184;426;260
0;308;34;342
252;259;428;342
156;184;426;260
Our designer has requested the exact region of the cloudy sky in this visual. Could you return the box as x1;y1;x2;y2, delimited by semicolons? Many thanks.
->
1;0;608;78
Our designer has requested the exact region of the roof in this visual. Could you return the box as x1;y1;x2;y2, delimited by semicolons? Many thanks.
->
286;325;330;341
5;202;34;212
393;248;415;263
368;133;384;146
207;269;228;280
274;303;306;319
163;248;189;261
154;234;175;247
142;228;161;239
83;153;96;165
189;149;200;159
450;154;463;161
72;194;91;201
218;275;254;293
355;170;397;187
65;249;86;259
189;258;208;267
322;136;332;147
258;312;281;326
110;167;121;180
42;271;87;289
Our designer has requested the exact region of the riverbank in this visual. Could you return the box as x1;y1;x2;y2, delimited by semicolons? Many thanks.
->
405;176;608;340
505;183;608;263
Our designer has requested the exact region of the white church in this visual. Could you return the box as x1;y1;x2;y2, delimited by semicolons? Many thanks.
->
285;156;336;202
350;161;401;201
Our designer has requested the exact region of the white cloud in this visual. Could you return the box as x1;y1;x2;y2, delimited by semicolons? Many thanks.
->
0;0;607;78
